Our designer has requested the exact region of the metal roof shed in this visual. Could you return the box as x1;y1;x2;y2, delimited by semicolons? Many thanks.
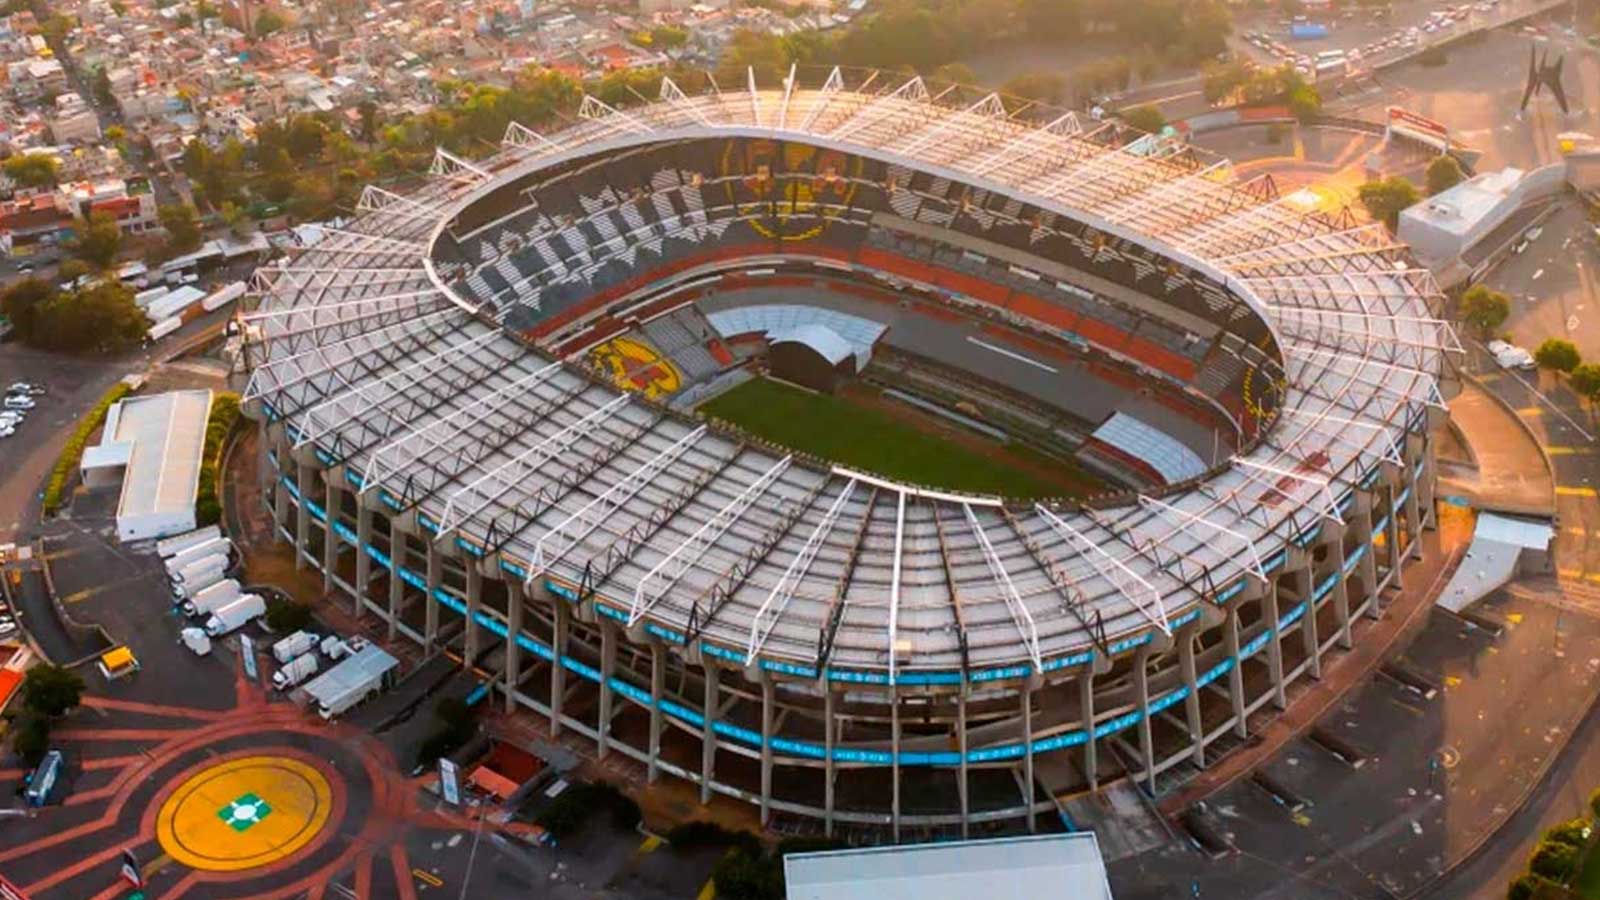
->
783;833;1114;900
79;389;213;543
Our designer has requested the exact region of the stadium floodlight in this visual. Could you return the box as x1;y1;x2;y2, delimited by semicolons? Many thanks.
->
630;455;793;627
745;478;859;666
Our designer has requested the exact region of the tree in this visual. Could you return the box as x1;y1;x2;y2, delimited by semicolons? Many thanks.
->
1458;284;1510;338
1002;71;1066;105
28;281;147;352
1426;155;1465;195
357;99;379;143
1528;838;1581;880
220;200;248;235
159;203;203;254
1534;338;1580;381
264;598;314;633
92;67;115;106
1121;104;1167;133
253;8;286;37
1542;818;1591;848
21;665;85;718
0;278;56;343
1202;59;1253;104
3;153;60;189
1570;363;1600;404
72;211;123;271
105;124;126;143
1357;176;1421;231
9;714;52;766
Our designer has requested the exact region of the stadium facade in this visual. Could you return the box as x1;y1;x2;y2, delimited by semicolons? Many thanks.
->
236;71;1458;837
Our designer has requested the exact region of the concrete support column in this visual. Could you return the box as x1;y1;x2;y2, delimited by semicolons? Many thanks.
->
386;519;403;643
423;542;441;655
957;689;970;839
1178;625;1205;769
463;561;482;667
323;478;339;590
1264;583;1287;710
1298;565;1321;679
648;641;665;784
295;462;314;570
505;580;523;715
1385;482;1402;575
354;505;372;620
823;689;837;836
1021;687;1036;833
1079;669;1099;791
700;664;720;805
257;425;275;526
760;678;775;826
272;453;289;542
551;600;568;735
1329;534;1353;649
1223;604;1248;737
890;694;901;841
598;621;616;759
1133;645;1157;794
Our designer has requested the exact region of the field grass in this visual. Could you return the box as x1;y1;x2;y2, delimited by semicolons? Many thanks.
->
698;377;1088;499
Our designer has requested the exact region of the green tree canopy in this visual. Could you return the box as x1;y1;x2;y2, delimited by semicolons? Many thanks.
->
0;277;57;342
160;202;204;254
1357;176;1421;231
1458;284;1510;338
21;664;85;718
1001;71;1066;105
1570;363;1600;402
3;153;60;188
1534;338;1580;377
1426;154;1465;195
1121;104;1167;133
72;210;124;271
28;280;147;352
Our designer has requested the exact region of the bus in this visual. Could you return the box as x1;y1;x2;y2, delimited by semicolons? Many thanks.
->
24;749;63;806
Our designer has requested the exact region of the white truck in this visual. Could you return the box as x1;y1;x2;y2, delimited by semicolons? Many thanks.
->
165;537;233;578
157;525;222;559
301;645;399;719
184;579;242;617
169;554;230;599
272;631;318;664
204;593;266;637
181;627;212;656
272;653;319;691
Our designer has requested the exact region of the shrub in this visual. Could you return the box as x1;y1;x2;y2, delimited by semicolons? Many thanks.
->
1589;787;1600;819
9;714;52;766
668;821;763;856
21;664;85;718
263;597;314;633
194;392;241;527
712;847;784;900
1528;838;1582;880
1544;817;1591;849
44;382;132;514
535;781;640;838
1507;873;1553;900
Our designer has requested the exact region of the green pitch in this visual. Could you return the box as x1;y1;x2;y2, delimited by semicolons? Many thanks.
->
698;377;1098;499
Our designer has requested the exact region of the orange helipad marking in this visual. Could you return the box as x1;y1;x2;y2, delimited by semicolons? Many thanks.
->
156;755;333;872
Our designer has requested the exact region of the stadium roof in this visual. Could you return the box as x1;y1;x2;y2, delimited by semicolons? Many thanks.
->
239;70;1458;678
782;833;1113;900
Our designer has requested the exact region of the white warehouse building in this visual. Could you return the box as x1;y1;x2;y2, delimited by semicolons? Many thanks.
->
80;389;214;542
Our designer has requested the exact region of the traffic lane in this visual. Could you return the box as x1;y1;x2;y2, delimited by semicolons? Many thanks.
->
8;568;101;665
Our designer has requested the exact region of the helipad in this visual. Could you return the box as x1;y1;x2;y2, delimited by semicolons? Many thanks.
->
156;755;333;872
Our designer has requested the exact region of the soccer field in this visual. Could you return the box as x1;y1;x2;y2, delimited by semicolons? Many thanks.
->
698;377;1101;499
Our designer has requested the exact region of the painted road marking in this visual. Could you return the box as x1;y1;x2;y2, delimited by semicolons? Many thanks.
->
697;878;718;900
1556;486;1598;497
965;337;1058;373
1517;407;1543;416
412;868;443;888
156;755;333;872
1548;447;1598;456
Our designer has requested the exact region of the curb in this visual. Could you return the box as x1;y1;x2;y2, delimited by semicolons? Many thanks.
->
1460;369;1558;515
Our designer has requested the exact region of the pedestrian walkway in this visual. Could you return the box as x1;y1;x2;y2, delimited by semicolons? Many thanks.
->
1439;379;1555;517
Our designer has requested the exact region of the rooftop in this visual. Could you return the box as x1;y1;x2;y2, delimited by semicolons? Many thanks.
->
83;390;213;531
783;833;1113;900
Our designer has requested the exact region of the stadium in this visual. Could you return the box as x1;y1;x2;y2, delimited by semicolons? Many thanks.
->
235;69;1457;839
